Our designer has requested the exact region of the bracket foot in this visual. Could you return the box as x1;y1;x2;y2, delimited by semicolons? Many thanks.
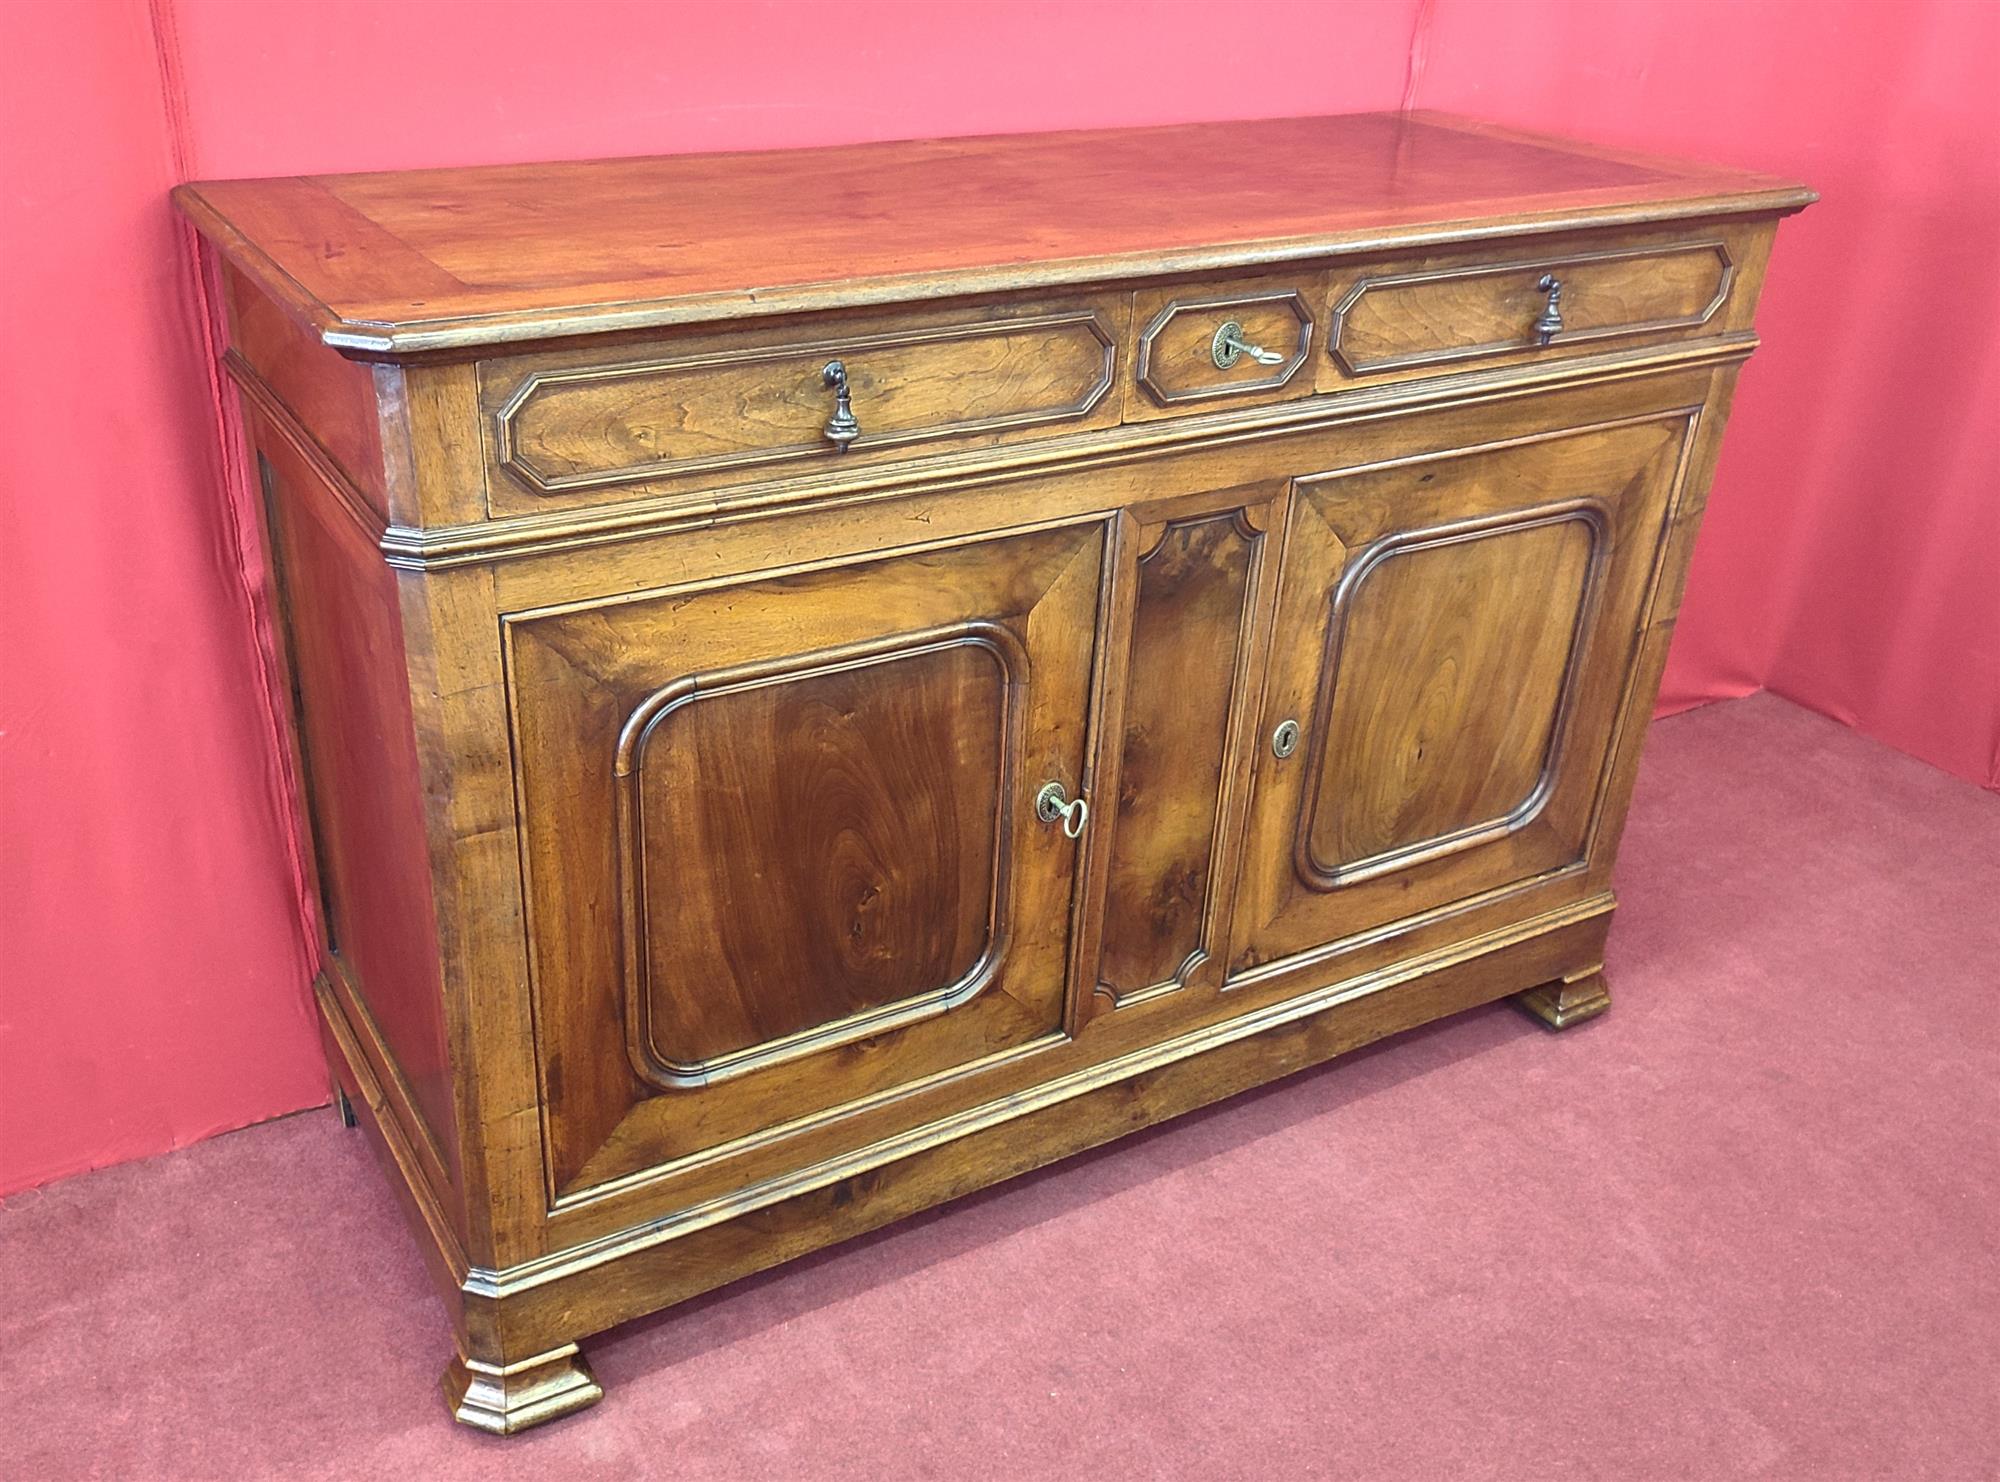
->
1513;968;1611;1030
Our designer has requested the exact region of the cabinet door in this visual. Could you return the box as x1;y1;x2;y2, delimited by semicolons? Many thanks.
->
1230;411;1690;976
506;524;1103;1201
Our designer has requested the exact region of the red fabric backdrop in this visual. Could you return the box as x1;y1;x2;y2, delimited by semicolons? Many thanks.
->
3;0;1993;1195
1410;0;2000;784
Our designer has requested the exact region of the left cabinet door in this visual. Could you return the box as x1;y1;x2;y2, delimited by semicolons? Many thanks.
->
505;523;1105;1203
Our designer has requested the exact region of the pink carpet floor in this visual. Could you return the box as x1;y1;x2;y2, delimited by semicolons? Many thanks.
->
6;693;1997;1479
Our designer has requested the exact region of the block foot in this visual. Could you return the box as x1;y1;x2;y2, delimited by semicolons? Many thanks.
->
1513;968;1610;1030
443;1342;603;1434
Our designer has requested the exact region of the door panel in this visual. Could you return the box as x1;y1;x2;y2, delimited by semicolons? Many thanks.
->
506;524;1103;1198
621;625;1015;1083
1301;504;1603;885
1099;516;1254;996
1231;412;1690;977
1078;488;1282;1012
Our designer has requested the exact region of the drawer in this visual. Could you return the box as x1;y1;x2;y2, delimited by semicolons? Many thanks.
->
480;293;1130;514
1322;233;1740;385
1125;274;1325;420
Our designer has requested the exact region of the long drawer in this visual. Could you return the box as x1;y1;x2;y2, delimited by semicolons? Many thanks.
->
479;292;1131;514
1321;227;1753;387
473;228;1763;520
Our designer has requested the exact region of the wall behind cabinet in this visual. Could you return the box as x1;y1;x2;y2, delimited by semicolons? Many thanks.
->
2;0;1992;1196
1407;0;2000;795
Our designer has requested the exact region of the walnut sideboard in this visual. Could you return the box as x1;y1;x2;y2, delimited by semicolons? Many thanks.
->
175;113;1811;1432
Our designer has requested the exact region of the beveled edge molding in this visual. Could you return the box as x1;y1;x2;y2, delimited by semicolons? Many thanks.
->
171;182;1811;357
610;622;1027;1092
1134;289;1313;405
465;889;1617;1301
1293;496;1613;892
377;333;1759;571
557;1032;1073;1214
1329;239;1734;377
1093;507;1268;1008
487;308;1120;496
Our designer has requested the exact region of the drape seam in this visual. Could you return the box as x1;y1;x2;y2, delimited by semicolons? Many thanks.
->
143;0;324;1027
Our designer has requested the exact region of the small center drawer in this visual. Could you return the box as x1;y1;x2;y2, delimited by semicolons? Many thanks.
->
1125;273;1324;420
480;294;1129;514
1324;236;1736;382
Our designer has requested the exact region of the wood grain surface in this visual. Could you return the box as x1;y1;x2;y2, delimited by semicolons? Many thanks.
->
1097;513;1257;1000
628;634;1006;1074
175;112;1809;352
183;111;1806;1432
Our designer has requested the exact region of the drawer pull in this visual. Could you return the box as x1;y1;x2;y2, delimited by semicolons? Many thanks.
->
1035;780;1089;839
1211;321;1287;370
820;359;861;450
1532;274;1565;345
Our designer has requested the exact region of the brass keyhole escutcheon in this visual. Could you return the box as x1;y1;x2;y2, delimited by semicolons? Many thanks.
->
1035;780;1089;839
1272;719;1301;758
1211;320;1286;371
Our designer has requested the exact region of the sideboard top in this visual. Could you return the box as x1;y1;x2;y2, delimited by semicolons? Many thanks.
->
175;111;1812;357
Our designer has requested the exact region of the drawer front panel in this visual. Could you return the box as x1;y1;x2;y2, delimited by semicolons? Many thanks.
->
1326;238;1734;381
1127;275;1323;418
505;524;1103;1201
482;295;1128;513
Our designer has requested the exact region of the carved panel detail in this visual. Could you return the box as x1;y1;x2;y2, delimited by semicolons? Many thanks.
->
1295;500;1610;890
505;521;1100;1199
1135;289;1314;405
615;623;1025;1090
1330;241;1733;376
1096;511;1260;1002
493;310;1120;493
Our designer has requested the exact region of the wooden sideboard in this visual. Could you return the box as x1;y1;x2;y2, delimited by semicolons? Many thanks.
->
175;113;1811;1432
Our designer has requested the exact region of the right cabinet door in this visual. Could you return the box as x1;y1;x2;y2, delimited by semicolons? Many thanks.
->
1230;408;1691;976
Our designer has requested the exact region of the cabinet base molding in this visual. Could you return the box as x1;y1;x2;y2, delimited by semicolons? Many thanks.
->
318;898;1609;1428
441;1344;603;1435
1512;968;1612;1030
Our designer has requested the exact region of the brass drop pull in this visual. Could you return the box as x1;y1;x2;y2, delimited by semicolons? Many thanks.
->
1211;321;1286;370
1532;274;1564;345
821;359;861;450
1035;780;1089;840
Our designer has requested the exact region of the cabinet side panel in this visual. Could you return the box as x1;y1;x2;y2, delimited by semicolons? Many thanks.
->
226;267;389;521
1585;364;1743;879
254;418;460;1199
